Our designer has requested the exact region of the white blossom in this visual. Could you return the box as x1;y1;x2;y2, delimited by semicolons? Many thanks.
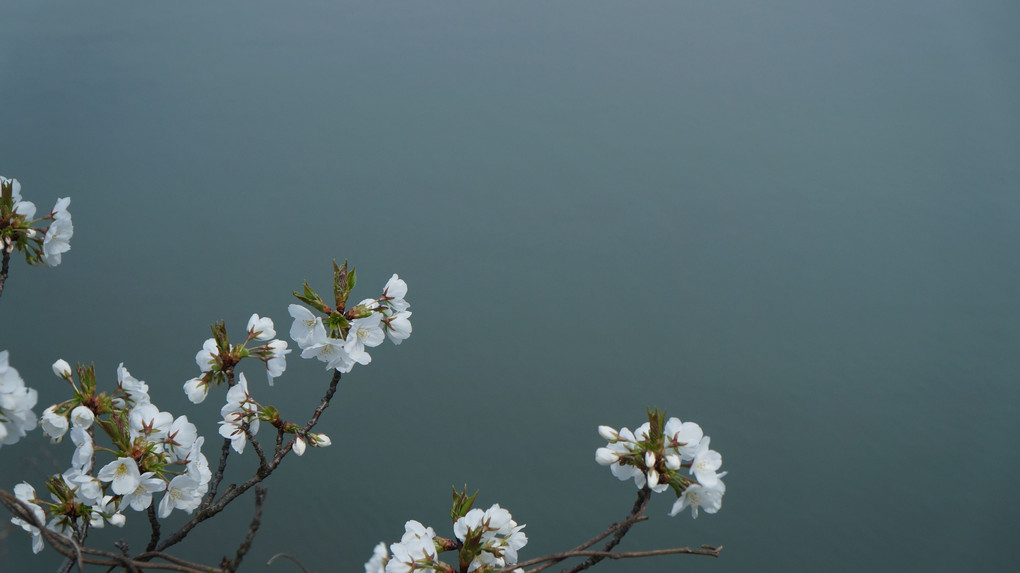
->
183;376;209;404
195;338;219;373
97;457;141;496
70;424;94;472
41;213;73;267
51;359;72;379
669;480;726;518
219;374;259;454
0;351;38;448
165;415;198;461
117;363;150;405
40;405;69;442
11;482;46;553
129;402;173;442
158;475;202;518
300;325;354;373
382;310;412;345
122;472;168;511
689;436;723;487
247;313;276;341
70;405;94;429
265;339;290;385
345;314;385;365
365;541;389;573
288;304;321;348
381;274;410;312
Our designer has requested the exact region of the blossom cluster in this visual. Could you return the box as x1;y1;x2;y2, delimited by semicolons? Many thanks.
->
366;501;527;573
12;361;212;552
291;272;412;374
184;313;292;408
596;409;726;518
0;176;73;267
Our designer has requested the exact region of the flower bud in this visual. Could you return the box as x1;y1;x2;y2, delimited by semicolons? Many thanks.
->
665;453;682;470
183;377;208;404
293;436;306;456
40;406;69;442
70;405;95;429
648;467;660;488
109;512;126;527
309;433;331;447
595;447;619;466
598;425;618;441
52;359;72;379
644;451;657;469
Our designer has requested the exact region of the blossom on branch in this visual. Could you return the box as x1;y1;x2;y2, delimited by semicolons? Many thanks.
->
596;409;727;519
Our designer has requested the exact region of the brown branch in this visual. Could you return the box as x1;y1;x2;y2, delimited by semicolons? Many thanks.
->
146;503;161;551
0;489;219;572
244;422;271;476
0;247;10;299
266;553;311;572
560;487;652;573
202;437;233;510
225;486;267;572
506;545;722;571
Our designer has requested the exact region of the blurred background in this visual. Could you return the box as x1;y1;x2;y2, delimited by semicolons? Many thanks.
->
1;1;1018;571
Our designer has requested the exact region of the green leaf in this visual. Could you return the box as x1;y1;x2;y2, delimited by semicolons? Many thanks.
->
450;484;479;522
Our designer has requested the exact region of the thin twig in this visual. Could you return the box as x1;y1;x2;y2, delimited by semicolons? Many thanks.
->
226;486;267;572
266;553;311;573
506;545;722;571
561;487;652;573
244;422;271;476
202;437;233;510
146;504;161;552
0;247;10;298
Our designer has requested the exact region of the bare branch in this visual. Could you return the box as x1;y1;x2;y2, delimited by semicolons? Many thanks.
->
146;503;161;552
225;486;267;572
267;553;311;573
0;247;10;299
506;545;722;571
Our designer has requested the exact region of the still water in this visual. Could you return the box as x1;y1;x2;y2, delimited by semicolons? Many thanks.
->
1;1;1018;571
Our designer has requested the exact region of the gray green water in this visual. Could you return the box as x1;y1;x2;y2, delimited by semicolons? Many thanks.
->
1;1;1018;571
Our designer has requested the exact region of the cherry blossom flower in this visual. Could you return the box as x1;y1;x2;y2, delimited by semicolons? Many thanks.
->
669;480;726;518
364;541;389;573
97;457;142;496
288;304;322;348
117;363;150;405
247;313;276;341
122;472;167;511
689;436;723;487
40;405;69;443
381;274;410;312
70;425;93;472
51;359;72;379
41;212;73;267
70;405;94;429
345;314;385;365
183;376;209;404
158;475;202;518
0;351;38;449
265;339;290;385
194;338;219;373
11;482;46;553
